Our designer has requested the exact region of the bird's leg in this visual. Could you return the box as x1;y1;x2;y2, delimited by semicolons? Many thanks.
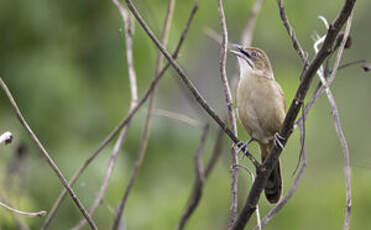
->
273;132;285;149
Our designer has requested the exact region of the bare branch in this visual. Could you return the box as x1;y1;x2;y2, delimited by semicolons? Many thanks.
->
277;0;308;64
176;124;210;230
203;27;222;44
234;164;262;230
153;108;202;127
0;200;46;218
124;0;260;168
205;126;225;178
338;59;367;71
175;118;226;230
71;2;139;229
0;131;13;145
0;77;98;230
315;14;353;230
231;1;356;229
258;8;351;230
41;1;198;228
112;0;176;229
241;0;265;46
256;107;307;230
217;0;240;223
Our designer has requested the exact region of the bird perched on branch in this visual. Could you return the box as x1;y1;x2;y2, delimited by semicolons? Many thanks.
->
230;45;286;204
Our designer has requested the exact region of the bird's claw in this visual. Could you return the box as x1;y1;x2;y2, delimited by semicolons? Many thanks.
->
233;139;253;160
274;133;285;150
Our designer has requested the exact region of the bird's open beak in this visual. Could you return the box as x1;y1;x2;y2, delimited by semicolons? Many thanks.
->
229;43;252;58
229;43;254;68
229;43;244;58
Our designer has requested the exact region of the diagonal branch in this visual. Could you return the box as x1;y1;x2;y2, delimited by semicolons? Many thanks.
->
314;14;353;230
0;77;98;230
124;0;260;168
241;0;265;46
41;1;198;228
231;0;356;229
71;2;138;229
277;0;308;64
176;124;210;230
112;0;176;229
255;106;307;230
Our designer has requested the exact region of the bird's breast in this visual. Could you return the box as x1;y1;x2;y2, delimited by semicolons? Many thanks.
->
236;74;286;143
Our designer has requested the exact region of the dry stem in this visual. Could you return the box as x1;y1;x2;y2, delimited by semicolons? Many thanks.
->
0;78;98;230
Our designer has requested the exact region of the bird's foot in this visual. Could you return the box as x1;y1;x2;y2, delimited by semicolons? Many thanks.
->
233;138;254;159
274;133;285;150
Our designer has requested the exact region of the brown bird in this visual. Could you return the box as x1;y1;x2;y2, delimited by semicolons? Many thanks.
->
230;45;286;204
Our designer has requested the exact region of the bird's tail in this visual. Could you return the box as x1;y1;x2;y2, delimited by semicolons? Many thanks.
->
259;141;282;204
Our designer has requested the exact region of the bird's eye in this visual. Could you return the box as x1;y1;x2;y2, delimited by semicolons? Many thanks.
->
251;51;258;57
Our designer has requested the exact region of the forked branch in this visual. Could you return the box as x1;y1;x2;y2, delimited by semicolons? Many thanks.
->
231;0;356;229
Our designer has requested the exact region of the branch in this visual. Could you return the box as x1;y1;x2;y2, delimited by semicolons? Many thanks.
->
256;107;307;230
338;59;367;71
41;1;198;228
204;126;226;179
112;0;176;229
314;14;353;230
231;0;356;229
217;0;240;223
0;78;98;230
176;124;210;230
71;2;138;229
0;200;46;218
235;165;262;230
241;0;265;46
124;0;260;168
153;108;202;127
277;0;308;65
0;131;13;145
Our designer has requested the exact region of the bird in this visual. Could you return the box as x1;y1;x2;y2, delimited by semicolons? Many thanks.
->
230;45;286;204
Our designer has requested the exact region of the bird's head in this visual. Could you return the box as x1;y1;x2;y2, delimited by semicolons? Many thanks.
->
230;44;274;79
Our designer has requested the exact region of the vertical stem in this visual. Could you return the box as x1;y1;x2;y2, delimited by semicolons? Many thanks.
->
217;0;239;225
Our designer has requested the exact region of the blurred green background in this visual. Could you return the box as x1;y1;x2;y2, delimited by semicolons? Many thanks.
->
0;0;370;229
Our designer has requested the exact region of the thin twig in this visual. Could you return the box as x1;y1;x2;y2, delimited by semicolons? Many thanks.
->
338;59;367;71
315;14;353;230
241;0;265;46
217;0;239;224
153;108;202;127
0;200;46;218
0;78;98;230
176;124;210;230
231;1;356;229
264;9;352;230
0;131;13;145
205;126;226;178
41;51;164;230
277;0;308;65
124;0;260;169
41;1;198;228
71;3;138;229
256;106;307;230
112;0;176;229
175;119;226;230
203;27;222;44
234;164;262;230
